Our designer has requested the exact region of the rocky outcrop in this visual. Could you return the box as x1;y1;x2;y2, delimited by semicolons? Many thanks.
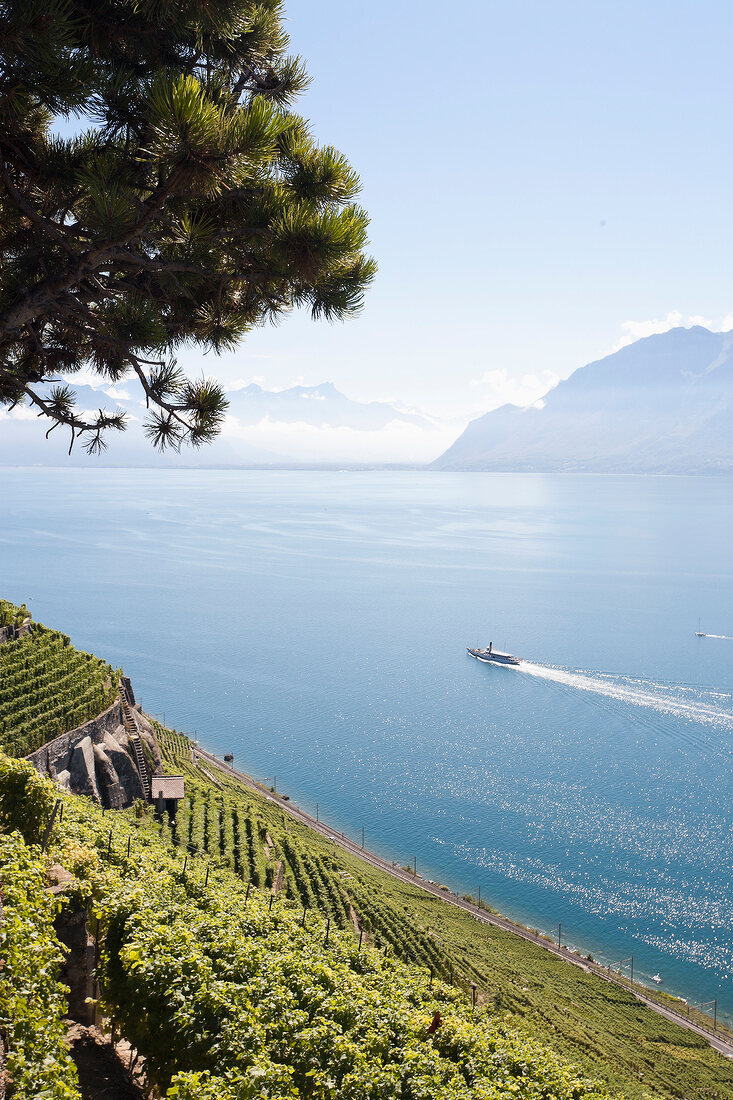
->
69;736;101;802
93;734;144;808
27;696;161;809
0;617;32;645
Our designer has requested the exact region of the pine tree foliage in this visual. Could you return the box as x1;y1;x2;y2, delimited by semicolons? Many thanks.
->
0;0;376;452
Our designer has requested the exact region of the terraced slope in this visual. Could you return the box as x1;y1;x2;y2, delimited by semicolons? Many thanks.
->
2;753;616;1100
159;727;733;1100
0;600;119;757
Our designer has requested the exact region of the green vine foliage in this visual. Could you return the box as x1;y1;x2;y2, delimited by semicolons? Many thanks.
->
0;601;29;630
160;737;454;980
0;831;80;1100
0;602;119;757
39;770;617;1100
0;751;617;1100
0;752;57;845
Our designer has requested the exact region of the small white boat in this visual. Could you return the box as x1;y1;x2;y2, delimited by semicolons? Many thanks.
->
651;973;662;984
695;618;706;637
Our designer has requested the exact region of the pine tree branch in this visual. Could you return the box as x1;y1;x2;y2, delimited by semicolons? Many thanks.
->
22;383;114;455
0;0;374;453
0;157;78;257
0;171;184;339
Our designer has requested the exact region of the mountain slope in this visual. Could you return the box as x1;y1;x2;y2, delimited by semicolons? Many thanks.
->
434;327;733;473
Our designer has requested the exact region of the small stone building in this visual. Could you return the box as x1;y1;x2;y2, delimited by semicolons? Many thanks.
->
151;774;185;818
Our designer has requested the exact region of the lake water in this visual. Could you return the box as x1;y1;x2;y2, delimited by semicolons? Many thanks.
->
2;468;732;1017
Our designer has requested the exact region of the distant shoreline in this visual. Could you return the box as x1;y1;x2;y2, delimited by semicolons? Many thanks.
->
3;464;733;476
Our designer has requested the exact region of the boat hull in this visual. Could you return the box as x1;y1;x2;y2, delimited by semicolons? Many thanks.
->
467;647;520;666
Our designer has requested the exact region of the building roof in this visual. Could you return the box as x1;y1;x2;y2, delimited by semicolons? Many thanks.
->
151;775;185;800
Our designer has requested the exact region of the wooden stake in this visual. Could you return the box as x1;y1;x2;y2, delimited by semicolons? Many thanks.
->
40;800;62;853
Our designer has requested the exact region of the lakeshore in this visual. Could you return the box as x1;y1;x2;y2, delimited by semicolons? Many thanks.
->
187;735;733;1060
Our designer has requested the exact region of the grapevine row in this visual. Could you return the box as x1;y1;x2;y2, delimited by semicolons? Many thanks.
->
0;612;118;757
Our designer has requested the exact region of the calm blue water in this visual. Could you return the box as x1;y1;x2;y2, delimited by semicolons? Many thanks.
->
2;469;732;1016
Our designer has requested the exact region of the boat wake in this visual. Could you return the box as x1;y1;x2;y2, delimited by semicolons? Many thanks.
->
701;633;733;640
519;661;733;731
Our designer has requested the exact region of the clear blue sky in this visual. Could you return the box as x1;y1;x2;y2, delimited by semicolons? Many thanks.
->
181;3;733;416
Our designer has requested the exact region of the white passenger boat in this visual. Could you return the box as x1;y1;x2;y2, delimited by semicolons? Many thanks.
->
467;642;521;666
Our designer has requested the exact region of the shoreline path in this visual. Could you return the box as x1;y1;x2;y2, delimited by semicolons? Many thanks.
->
188;740;733;1061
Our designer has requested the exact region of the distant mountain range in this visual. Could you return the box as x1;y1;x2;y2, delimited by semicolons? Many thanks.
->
225;382;431;431
5;327;732;471
433;326;733;474
0;380;451;466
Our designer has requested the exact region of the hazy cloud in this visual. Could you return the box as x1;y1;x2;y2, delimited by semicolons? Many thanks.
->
221;414;456;464
613;310;714;350
0;403;36;421
468;368;560;411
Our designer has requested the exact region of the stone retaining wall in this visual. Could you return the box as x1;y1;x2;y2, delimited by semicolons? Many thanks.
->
27;697;162;809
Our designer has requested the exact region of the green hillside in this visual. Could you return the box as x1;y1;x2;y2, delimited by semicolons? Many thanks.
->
0;600;119;757
157;727;733;1100
2;754;616;1100
0;605;730;1100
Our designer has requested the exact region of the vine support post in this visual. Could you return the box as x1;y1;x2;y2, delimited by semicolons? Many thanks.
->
40;799;61;852
302;905;307;928
358;928;364;952
324;918;330;946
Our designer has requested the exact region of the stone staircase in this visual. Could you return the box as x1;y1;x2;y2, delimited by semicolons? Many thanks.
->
118;681;151;800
